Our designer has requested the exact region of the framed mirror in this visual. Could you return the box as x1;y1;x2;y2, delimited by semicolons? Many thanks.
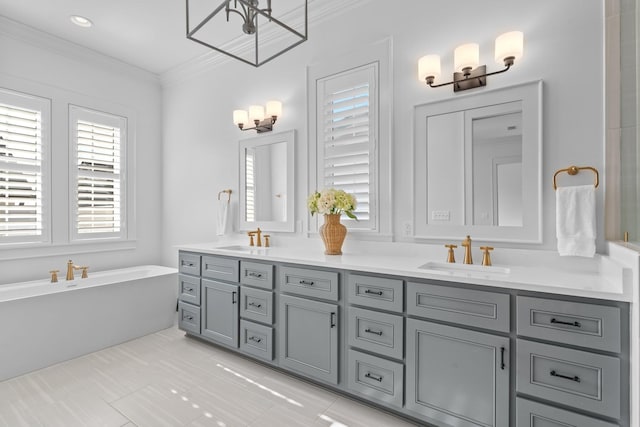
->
413;80;542;243
239;130;295;232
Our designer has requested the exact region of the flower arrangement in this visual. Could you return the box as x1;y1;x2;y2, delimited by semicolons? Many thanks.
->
307;188;358;220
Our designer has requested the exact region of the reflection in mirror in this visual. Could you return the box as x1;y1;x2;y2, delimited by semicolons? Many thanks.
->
239;130;295;232
414;80;542;243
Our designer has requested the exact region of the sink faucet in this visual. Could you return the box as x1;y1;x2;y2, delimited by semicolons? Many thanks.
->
248;227;262;247
461;235;473;264
66;260;88;280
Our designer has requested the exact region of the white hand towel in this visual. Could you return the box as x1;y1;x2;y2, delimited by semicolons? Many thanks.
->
216;199;229;236
556;185;596;257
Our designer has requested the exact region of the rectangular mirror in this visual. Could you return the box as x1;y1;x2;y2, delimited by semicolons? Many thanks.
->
239;130;295;232
414;81;542;243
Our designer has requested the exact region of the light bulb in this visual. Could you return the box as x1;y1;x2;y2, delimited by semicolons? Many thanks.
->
233;110;248;126
418;55;441;82
249;105;265;122
265;101;282;118
454;43;479;72
495;31;524;65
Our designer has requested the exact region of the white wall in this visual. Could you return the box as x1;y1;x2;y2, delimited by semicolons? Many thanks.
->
161;0;605;264
0;20;163;284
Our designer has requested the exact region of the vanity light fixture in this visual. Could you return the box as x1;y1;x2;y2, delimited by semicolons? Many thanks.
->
418;31;524;92
233;100;281;133
185;0;308;67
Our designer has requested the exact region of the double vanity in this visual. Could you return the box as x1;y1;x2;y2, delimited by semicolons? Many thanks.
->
176;241;631;427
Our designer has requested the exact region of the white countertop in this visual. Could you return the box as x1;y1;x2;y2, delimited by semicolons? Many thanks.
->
177;237;634;302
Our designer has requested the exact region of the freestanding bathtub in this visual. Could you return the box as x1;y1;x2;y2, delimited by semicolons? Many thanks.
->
0;265;177;381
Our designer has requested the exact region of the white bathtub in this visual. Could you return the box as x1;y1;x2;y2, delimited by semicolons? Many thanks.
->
0;265;178;381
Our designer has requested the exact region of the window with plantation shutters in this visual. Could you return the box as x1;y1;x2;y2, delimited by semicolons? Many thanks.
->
70;106;126;240
316;64;378;231
0;89;50;244
245;149;255;222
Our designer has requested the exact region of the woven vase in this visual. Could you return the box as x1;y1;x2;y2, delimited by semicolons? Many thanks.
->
319;214;347;255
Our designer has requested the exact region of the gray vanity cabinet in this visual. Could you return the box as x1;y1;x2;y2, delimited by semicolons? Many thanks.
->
406;318;510;427
201;279;239;348
278;294;339;384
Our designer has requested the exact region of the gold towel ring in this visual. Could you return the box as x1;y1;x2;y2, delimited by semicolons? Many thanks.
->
553;166;599;190
217;189;232;203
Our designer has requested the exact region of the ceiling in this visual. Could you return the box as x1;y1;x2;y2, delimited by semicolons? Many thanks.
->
0;0;309;75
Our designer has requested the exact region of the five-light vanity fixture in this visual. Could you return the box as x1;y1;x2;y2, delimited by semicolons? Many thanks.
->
419;31;524;92
233;101;282;133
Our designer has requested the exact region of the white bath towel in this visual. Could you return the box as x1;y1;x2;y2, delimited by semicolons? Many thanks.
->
556;185;596;257
216;199;229;236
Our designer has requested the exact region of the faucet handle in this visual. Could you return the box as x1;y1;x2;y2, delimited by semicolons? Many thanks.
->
80;266;89;279
263;234;270;247
247;232;255;246
444;244;457;263
480;246;494;266
49;270;59;283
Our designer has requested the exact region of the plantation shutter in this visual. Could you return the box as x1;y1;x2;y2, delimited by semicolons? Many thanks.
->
0;90;49;243
245;149;255;222
70;106;126;239
317;64;377;230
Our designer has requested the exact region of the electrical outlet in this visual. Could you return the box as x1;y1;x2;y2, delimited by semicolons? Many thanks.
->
402;221;412;236
431;210;450;221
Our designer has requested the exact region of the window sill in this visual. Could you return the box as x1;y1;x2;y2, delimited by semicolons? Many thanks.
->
0;239;137;261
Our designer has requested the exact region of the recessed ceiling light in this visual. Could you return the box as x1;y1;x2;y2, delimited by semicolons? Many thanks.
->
70;15;93;28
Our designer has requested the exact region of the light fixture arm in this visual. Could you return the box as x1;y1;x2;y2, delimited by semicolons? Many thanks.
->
426;58;514;89
225;0;273;34
238;116;278;133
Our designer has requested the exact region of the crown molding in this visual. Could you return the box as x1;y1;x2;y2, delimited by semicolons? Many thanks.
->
160;0;373;88
0;15;160;85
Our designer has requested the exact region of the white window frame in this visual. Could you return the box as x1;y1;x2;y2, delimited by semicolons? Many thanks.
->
307;39;392;239
0;87;51;246
69;105;128;242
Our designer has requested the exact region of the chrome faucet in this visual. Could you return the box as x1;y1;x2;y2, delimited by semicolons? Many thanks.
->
248;227;262;247
461;235;473;264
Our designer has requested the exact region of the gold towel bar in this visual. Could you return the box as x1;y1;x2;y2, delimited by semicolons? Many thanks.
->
218;189;232;203
553;166;599;190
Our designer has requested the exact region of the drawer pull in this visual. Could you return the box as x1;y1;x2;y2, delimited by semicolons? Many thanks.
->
364;328;383;336
299;280;314;286
550;370;581;383
500;346;505;370
184;315;194;321
248;302;262;308
248;336;262;343
365;372;383;382
550;318;581;328
248;272;263;278
330;312;337;328
182;262;194;267
232;291;237;304
364;289;384;296
184;287;193;292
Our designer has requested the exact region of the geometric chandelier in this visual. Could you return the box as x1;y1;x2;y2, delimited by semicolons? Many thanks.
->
185;0;308;67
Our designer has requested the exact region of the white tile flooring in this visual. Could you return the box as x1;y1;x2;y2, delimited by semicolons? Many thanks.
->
0;324;420;427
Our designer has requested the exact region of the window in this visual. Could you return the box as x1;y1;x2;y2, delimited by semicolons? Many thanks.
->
245;148;255;222
69;106;127;240
315;63;378;231
0;89;50;245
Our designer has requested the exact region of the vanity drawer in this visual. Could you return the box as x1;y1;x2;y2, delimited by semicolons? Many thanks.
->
516;339;620;419
178;274;200;306
516;398;618;427
240;287;274;324
178;252;200;276
240;261;274;289
347;349;403;409
516;296;621;353
281;266;339;301
201;256;239;283
348;307;403;360
239;320;274;361
347;274;403;313
407;282;510;332
178;302;201;335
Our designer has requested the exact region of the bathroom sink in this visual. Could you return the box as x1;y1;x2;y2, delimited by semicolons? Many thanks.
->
418;261;510;276
215;245;268;254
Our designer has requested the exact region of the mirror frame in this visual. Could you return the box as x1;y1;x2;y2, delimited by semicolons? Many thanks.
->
239;129;295;232
413;80;543;243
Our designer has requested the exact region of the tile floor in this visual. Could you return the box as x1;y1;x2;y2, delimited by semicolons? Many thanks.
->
0;324;420;427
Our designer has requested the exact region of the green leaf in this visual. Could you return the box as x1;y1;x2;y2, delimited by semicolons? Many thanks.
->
345;211;358;220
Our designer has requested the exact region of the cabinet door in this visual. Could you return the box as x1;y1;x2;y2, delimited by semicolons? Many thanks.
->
406;318;510;427
278;294;339;384
201;279;239;348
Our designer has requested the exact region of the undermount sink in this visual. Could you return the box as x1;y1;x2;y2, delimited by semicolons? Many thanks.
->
418;261;510;276
215;245;268;253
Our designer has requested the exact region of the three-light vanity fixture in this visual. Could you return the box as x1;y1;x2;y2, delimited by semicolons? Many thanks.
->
418;31;524;92
233;100;282;133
